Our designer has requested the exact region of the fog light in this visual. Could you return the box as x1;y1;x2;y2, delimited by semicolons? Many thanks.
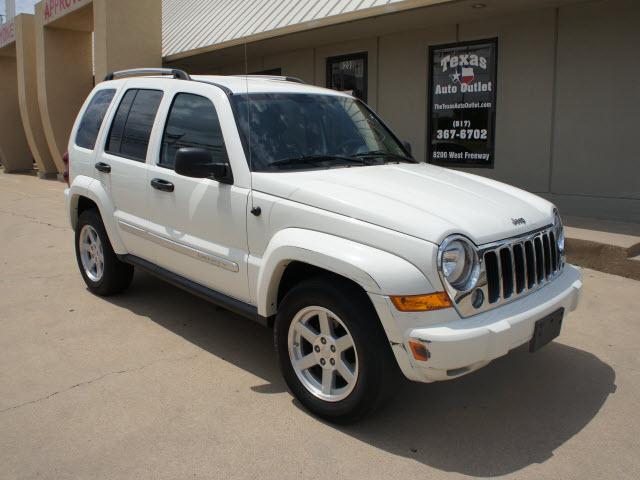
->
472;289;484;309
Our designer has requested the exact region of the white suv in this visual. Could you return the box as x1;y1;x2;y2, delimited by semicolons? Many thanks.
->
65;68;582;422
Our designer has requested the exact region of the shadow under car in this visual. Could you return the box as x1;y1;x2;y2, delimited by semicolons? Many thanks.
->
108;270;616;477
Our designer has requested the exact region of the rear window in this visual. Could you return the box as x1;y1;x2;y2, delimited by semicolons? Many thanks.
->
106;89;163;162
75;89;116;150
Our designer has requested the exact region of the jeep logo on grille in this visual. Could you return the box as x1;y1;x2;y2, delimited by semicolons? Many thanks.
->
511;217;527;226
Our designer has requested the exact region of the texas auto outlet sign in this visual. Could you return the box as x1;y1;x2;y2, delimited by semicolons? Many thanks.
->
0;21;15;49
44;0;91;23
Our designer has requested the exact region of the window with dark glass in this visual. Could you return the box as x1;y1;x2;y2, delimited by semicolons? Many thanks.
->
106;89;163;162
428;39;498;167
159;93;229;169
232;93;408;172
75;89;116;150
326;52;368;102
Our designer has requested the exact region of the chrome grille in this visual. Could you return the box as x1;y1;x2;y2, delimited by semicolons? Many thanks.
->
484;228;562;305
448;226;564;317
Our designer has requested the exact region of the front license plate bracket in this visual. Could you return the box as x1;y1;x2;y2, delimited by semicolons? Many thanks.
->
529;308;564;353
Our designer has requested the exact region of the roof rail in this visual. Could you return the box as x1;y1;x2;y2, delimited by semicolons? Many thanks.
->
280;76;305;84
192;79;234;97
234;74;306;84
104;68;191;82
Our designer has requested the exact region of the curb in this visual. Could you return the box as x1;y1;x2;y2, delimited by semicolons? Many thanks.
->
566;238;640;281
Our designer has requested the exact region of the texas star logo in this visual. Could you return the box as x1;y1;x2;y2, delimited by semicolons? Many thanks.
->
451;66;475;85
435;53;492;94
441;53;488;85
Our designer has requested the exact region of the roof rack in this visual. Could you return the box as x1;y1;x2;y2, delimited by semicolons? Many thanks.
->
234;74;306;84
104;68;191;82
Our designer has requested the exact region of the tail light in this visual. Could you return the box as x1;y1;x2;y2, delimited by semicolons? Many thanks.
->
62;152;70;186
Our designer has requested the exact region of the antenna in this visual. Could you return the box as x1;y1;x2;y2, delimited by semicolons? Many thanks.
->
244;43;256;213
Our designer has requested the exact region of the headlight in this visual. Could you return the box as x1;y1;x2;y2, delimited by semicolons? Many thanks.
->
438;236;480;292
553;210;565;256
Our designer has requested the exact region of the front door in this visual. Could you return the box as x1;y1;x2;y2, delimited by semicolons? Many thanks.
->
143;85;250;302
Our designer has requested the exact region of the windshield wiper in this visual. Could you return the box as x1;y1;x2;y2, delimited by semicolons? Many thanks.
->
269;155;370;169
352;150;416;163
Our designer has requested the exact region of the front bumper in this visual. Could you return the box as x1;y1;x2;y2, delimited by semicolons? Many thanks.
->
370;264;582;383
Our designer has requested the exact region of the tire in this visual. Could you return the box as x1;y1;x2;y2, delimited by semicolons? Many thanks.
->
275;276;399;423
75;209;133;296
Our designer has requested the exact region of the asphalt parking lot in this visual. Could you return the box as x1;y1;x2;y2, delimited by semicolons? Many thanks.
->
1;171;639;480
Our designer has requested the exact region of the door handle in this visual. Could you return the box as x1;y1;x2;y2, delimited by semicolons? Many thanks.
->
95;162;111;173
150;178;175;192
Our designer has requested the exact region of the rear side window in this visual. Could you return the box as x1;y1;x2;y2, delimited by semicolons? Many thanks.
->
106;89;163;162
159;93;229;169
75;89;116;150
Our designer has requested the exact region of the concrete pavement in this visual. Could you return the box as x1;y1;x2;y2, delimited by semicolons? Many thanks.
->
1;171;639;479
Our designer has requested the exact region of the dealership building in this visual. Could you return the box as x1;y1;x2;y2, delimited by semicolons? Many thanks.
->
0;0;638;222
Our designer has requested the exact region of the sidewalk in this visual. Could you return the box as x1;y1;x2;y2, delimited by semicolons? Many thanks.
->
564;215;640;281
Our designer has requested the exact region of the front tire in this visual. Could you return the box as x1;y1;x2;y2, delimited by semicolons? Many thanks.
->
75;209;133;296
275;277;398;423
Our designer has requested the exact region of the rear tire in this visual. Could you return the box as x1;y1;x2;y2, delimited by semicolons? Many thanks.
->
275;276;399;423
75;209;133;296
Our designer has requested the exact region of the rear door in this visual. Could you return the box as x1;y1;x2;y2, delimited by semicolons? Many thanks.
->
143;82;251;302
95;80;164;257
68;87;118;179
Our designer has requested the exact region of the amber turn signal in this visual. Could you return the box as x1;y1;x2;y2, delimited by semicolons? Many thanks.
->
390;292;452;312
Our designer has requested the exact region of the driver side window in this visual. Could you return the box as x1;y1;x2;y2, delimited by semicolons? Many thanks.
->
159;93;229;169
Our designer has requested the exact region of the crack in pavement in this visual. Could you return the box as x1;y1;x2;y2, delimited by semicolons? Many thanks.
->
0;273;75;283
0;209;69;231
0;354;199;414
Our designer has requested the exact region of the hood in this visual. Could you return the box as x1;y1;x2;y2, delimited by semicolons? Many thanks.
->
252;163;554;245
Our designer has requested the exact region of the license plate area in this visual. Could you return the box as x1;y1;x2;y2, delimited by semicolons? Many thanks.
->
529;308;564;353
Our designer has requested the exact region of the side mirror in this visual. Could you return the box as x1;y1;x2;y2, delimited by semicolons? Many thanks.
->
174;147;231;184
402;141;412;156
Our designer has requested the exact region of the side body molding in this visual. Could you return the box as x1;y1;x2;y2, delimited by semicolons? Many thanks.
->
65;175;127;254
256;228;433;317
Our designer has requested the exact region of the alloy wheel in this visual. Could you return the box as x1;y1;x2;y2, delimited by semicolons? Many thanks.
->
287;306;359;402
79;224;104;282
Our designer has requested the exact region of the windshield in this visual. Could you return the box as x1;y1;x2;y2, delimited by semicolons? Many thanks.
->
231;93;412;171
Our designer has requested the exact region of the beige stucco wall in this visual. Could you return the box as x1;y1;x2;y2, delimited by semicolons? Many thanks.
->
93;0;162;83
0;43;32;172
35;1;93;171
15;13;57;175
264;49;314;84
33;0;162;172
549;0;640;221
